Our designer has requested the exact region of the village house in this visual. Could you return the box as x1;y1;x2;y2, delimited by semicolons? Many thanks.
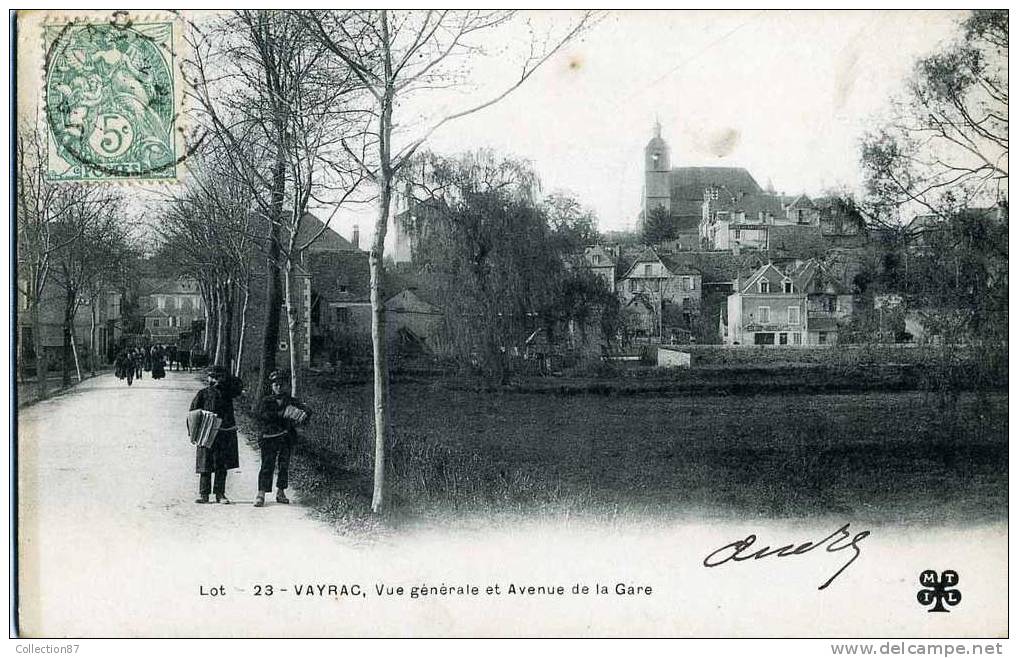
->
384;287;444;355
617;247;702;339
700;188;824;252
16;276;123;368
725;260;853;346
579;244;618;293
137;276;206;344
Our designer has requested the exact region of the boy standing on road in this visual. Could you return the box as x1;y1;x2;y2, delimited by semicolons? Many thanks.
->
255;370;312;508
190;365;243;504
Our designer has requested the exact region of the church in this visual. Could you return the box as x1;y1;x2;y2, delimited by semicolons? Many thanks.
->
641;121;765;245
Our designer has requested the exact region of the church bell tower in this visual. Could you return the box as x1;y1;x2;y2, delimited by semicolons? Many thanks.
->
643;120;671;219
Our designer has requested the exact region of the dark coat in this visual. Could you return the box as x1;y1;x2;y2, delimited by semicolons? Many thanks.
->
189;376;243;473
152;357;166;379
257;393;312;442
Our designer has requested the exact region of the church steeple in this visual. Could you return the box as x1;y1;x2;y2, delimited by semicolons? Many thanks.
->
643;121;671;219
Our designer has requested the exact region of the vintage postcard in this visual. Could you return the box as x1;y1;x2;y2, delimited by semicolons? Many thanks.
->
12;9;1008;640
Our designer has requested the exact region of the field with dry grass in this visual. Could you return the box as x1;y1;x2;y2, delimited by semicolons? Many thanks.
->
269;372;1006;530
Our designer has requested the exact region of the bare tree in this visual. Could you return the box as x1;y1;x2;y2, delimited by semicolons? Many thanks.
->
157;148;257;372
860;10;1007;223
16;128;122;393
185;10;365;396
49;190;126;385
306;9;598;512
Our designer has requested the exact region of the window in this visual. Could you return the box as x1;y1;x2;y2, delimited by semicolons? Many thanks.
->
758;306;770;323
788;306;800;325
798;209;806;223
628;279;637;292
792;333;802;345
759;280;770;293
783;281;793;294
779;333;788;345
733;229;741;240
156;296;165;309
818;331;828;345
754;333;775;345
592;255;601;265
333;307;350;324
683;276;693;290
643;264;653;276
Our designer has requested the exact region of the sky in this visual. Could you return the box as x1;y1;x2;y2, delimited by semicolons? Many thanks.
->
354;9;967;237
16;10;970;245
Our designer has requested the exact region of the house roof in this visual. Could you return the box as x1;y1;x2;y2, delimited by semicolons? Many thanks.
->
712;192;789;220
740;263;791;293
766;224;826;256
658;253;701;276
669;167;762;219
306;250;370;302
138;277;201;297
583;244;617;267
621;247;700;278
141;305;171;318
286;212;359;253
786;194;816;210
385;288;441;313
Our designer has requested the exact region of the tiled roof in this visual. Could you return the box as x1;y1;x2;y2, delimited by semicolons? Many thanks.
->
306;250;370;302
583;244;617;267
285;212;359;253
669;166;762;218
786;194;816;210
138;277;201;296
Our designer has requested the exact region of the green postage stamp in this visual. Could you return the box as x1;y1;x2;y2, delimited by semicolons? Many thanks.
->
42;14;182;182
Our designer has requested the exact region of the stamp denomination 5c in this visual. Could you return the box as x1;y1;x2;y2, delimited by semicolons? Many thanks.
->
43;13;182;183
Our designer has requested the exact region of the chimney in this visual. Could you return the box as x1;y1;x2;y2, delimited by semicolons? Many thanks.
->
352;224;360;250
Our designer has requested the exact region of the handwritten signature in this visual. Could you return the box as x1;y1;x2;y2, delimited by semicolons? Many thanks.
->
703;523;871;590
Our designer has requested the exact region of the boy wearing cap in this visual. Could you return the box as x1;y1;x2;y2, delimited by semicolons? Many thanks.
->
255;370;312;507
189;365;243;504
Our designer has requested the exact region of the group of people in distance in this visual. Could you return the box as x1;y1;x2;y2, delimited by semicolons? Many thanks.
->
189;366;311;508
113;345;170;386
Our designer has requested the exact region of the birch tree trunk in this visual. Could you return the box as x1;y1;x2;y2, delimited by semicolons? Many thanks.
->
214;284;225;366
89;300;97;376
62;287;74;386
223;281;235;373
69;311;82;383
283;259;299;395
31;299;48;397
235;282;250;378
201;283;213;354
369;70;395;513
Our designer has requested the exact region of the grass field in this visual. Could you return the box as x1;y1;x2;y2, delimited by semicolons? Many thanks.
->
279;376;1007;529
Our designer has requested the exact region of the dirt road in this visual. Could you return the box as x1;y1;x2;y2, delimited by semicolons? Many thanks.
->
15;372;1007;637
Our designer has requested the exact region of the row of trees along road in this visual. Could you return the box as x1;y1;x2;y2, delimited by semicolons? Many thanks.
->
169;10;596;512
16;129;135;396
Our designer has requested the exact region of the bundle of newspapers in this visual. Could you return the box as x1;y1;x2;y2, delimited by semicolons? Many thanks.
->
186;409;222;448
282;405;308;424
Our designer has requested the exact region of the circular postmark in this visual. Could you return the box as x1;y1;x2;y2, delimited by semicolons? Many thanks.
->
44;16;177;180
